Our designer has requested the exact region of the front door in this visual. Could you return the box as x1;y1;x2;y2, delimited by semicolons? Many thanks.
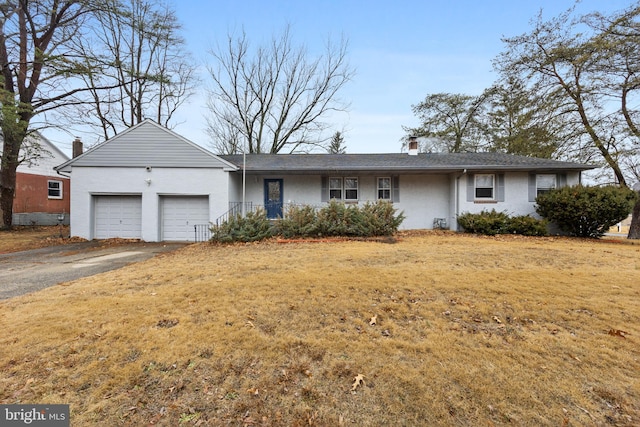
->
264;179;283;219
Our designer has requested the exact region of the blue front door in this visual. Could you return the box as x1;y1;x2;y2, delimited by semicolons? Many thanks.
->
264;179;283;219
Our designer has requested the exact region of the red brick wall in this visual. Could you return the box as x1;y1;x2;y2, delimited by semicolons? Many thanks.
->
13;172;71;214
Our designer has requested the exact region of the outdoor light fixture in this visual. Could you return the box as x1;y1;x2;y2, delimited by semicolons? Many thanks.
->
145;178;152;186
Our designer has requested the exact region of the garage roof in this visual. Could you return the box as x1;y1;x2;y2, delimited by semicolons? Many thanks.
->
55;120;237;172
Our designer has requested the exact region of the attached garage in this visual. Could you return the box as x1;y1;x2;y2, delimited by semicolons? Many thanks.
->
161;196;210;241
94;195;142;239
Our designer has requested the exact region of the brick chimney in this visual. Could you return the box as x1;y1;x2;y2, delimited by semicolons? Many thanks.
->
72;137;83;158
408;136;418;155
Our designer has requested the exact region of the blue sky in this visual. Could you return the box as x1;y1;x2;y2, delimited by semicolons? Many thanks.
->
48;0;635;155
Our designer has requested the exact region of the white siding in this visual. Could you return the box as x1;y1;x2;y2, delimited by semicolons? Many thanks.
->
232;173;452;230
68;120;234;169
69;167;230;241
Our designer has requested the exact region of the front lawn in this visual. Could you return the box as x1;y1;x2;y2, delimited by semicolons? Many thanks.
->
0;233;638;425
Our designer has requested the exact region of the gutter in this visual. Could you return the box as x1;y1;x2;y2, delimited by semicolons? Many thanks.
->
54;167;71;179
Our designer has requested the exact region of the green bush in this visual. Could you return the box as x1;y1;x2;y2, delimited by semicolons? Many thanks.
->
457;209;510;235
276;205;319;238
457;209;548;236
210;208;273;243
213;200;405;243
359;201;406;236
505;215;548;236
535;185;636;238
315;200;366;237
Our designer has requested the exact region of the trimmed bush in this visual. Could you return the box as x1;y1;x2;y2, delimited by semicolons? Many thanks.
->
276;205;319;238
535;185;636;238
210;208;273;243
505;215;548;236
457;209;510;235
359;200;406;236
213;200;405;243
457;209;548;236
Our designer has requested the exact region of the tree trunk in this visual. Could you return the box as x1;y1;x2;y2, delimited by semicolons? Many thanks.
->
627;194;640;239
0;161;17;230
0;131;23;230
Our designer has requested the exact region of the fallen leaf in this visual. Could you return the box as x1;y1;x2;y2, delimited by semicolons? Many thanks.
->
492;316;502;324
351;374;365;392
369;315;377;326
608;329;629;338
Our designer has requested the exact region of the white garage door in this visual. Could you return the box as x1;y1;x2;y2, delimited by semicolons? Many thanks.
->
161;196;210;241
94;195;142;239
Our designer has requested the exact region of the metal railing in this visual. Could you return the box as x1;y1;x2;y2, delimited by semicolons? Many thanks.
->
214;202;255;226
193;224;212;242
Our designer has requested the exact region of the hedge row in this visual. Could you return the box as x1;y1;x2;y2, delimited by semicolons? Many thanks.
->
210;200;405;243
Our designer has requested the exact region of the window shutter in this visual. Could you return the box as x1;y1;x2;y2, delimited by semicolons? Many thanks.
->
557;173;567;188
528;174;537;202
496;174;505;202
392;176;400;202
321;176;328;202
467;174;474;202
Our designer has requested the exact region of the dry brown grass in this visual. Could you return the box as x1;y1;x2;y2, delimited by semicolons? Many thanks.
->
0;232;639;426
0;226;78;253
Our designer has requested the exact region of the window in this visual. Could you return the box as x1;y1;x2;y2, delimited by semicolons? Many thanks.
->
536;174;556;196
378;177;391;200
344;177;358;200
329;177;342;200
475;174;494;199
48;180;63;199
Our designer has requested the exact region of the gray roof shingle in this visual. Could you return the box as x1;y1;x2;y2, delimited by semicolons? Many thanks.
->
220;153;594;174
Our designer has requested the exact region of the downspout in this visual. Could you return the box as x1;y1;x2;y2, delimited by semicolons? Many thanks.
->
455;169;467;231
242;150;246;218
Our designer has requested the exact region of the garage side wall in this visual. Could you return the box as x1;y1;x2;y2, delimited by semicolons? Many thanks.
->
69;167;229;241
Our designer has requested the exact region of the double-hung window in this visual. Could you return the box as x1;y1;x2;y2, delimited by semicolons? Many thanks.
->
536;174;556;196
474;174;495;199
344;177;358;201
329;177;343;200
377;177;391;200
48;180;63;199
326;177;359;201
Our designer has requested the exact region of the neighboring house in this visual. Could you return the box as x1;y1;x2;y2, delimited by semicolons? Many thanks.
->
1;132;71;225
55;120;594;242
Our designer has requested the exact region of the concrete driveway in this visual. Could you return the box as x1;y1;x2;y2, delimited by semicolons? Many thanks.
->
0;241;187;300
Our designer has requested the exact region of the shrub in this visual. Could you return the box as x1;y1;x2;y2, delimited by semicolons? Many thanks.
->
276;205;319;238
213;200;405;242
457;210;548;236
457;209;510;235
315;200;365;237
535;185;636;238
505;215;548;236
210;208;273;243
360;201;406;236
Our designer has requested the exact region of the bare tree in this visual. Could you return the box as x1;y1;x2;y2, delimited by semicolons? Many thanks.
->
205;26;353;154
1;0;192;229
1;1;97;229
64;0;196;141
